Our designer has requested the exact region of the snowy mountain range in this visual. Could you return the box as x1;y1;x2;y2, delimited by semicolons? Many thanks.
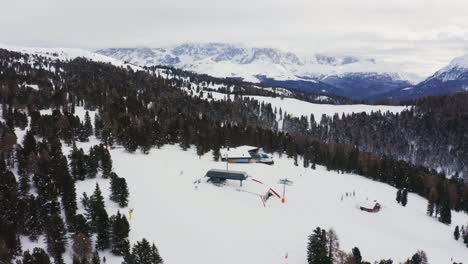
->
383;54;468;100
96;43;417;100
4;42;468;101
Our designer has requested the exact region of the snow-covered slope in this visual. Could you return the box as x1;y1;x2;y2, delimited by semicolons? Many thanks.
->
42;109;466;264
0;43;143;71
96;43;417;99
432;54;468;82
201;91;407;123
108;145;468;264
12;103;466;264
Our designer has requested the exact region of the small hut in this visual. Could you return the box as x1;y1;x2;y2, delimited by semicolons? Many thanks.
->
359;200;381;213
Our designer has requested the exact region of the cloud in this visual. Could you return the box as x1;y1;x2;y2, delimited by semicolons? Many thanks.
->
1;0;467;78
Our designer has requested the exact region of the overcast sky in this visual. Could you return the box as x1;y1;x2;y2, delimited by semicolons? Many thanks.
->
2;0;468;77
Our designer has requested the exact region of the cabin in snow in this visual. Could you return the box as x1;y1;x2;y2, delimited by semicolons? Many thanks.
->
220;146;274;165
359;200;381;213
206;169;248;186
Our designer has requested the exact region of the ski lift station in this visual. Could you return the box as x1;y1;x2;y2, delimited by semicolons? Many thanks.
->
220;145;274;165
206;169;249;186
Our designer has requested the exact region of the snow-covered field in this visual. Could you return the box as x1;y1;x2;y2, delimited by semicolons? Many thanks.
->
204;91;407;122
14;108;468;264
110;145;468;264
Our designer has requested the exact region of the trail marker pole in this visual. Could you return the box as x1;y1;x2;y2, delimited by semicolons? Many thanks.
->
278;178;293;204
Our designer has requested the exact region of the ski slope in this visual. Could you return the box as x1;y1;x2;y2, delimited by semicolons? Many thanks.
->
15;108;468;264
203;91;407;122
108;145;468;264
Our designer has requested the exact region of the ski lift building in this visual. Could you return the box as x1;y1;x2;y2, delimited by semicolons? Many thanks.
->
220;145;274;165
205;169;248;186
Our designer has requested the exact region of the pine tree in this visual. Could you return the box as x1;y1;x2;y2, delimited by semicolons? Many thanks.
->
94;113;103;139
110;211;130;256
0;169;22;262
22;250;34;264
396;189;402;204
45;212;67;264
150;243;163;264
401;189;408;207
22;248;51;264
454;225;460;240
352;247;362;264
126;238;163;264
110;173;129;208
426;198;434;217
17;146;30;195
24;195;43;241
409;250;428;264
100;148;112;178
84;111;93;138
439;198;451;224
70;146;86;181
464;231;468;247
91;251;100;264
78;123;90;142
90;184;110;250
72;214;90;237
307;227;330;264
22;130;37;157
86;148;99;178
212;148;220;161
